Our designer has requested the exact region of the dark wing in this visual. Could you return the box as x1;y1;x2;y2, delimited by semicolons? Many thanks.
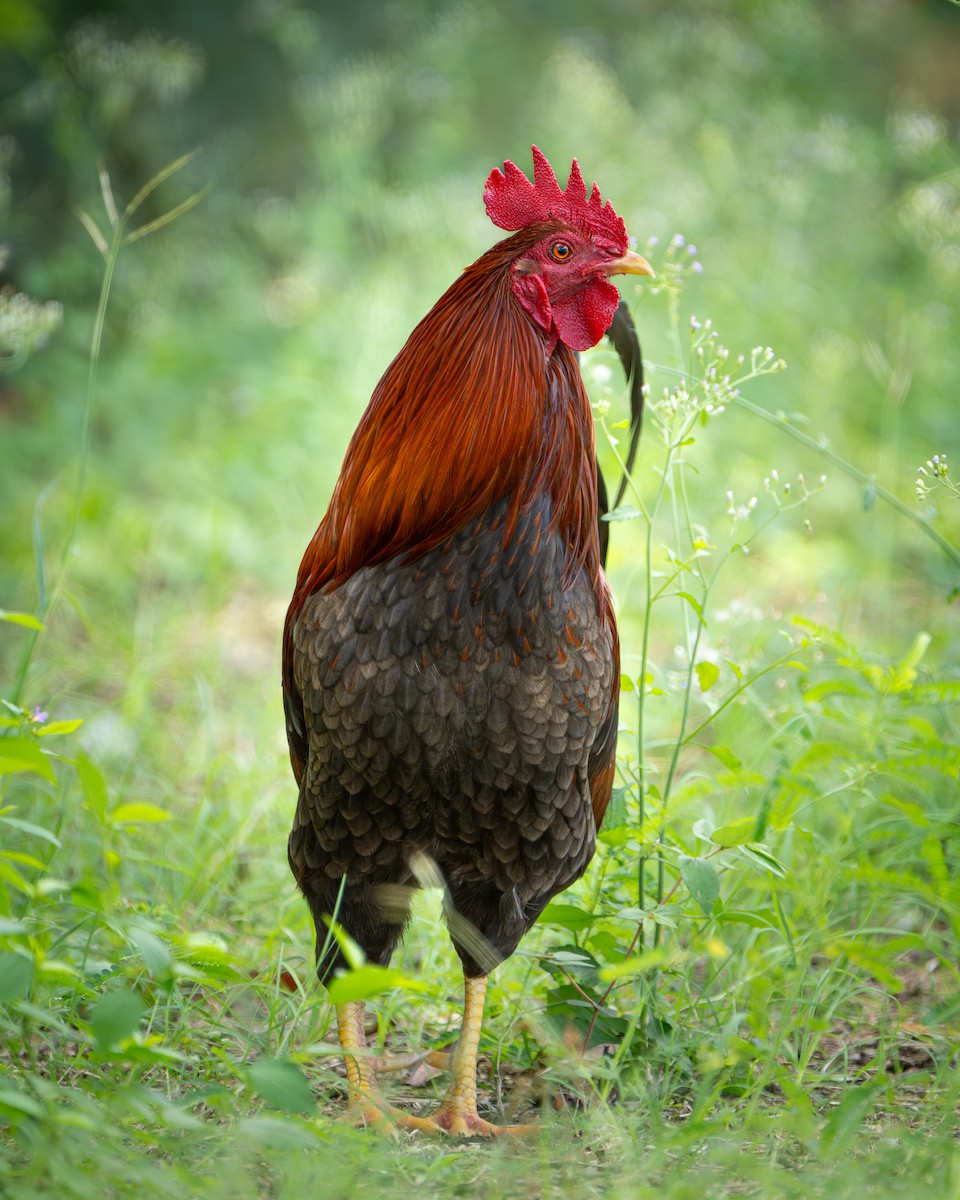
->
587;689;618;832
282;609;308;788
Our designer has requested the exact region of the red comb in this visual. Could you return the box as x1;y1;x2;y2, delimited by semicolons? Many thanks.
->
484;145;628;251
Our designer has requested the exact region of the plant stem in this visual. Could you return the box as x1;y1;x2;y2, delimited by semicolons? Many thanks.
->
732;393;960;571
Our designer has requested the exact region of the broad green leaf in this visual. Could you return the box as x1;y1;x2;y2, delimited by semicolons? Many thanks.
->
37;719;83;737
246;1057;315;1114
879;794;929;827
0;953;34;1003
325;963;426;1006
698;743;742;770
803;678;869;703
237;1116;320;1150
711;817;757;847
542;945;601;979
739;844;788;877
0;815;60;846
128;926;174;978
538;901;595;932
676;591;706;622
0;1086;45;1120
110;802;172;825
91;989;145;1047
603;504;643;522
717;908;778;930
603;785;630;830
0;861;30;894
695;660;720;692
619;672;635;693
0;738;55;783
692;817;716;842
77;753;108;821
679;857;720;916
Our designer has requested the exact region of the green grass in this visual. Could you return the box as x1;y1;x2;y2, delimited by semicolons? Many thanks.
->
2;0;960;1195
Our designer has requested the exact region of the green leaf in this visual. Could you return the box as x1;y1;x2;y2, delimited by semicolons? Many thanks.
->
695;660;720;692
604;785;630;830
77;753;109;821
803;678;870;703
619;672;635;693
697;743;742;770
717;908;779;930
603;504;643;522
676;591;706;622
110;802;172;825
91;990;145;1048
879;794;929;827
0;815;60;846
0;609;45;630
0;738;55;783
128;926;174;978
739;844;788;877
541;945;601;980
711;817;757;847
0;1086;45;1121
36;719;83;737
246;1057;316;1115
237;1116;319;1150
679;857;720;916
0;953;34;1003
538;901;595;932
325;964;426;1006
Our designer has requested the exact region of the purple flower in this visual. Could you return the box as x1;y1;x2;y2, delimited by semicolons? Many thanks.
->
692;261;704;274
30;706;48;724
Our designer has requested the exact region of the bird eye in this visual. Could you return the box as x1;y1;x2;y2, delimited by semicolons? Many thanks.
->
550;242;572;261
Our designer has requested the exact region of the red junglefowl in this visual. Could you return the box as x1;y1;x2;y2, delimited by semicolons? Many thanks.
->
283;146;652;1136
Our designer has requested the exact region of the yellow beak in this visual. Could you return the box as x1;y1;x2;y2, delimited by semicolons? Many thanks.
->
603;249;655;277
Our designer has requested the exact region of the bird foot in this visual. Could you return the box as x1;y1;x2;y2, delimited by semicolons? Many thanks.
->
401;1105;538;1138
344;1089;411;1137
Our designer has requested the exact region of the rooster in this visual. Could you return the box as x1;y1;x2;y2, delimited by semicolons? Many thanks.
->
283;147;652;1135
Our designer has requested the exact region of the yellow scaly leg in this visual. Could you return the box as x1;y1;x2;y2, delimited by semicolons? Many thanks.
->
402;973;537;1137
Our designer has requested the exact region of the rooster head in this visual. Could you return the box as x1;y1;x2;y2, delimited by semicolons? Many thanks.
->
484;145;653;352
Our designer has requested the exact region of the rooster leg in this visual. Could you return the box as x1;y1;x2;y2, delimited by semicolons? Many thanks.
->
337;1002;450;1134
337;1000;392;1126
403;974;537;1137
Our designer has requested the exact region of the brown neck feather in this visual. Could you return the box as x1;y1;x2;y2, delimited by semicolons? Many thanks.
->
287;228;606;629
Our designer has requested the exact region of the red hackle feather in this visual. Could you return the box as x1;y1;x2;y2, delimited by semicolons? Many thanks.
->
484;145;628;253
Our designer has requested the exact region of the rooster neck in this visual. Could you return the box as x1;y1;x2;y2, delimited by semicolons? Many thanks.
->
290;234;604;623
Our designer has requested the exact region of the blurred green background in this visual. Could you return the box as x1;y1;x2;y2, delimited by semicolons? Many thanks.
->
4;0;959;642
